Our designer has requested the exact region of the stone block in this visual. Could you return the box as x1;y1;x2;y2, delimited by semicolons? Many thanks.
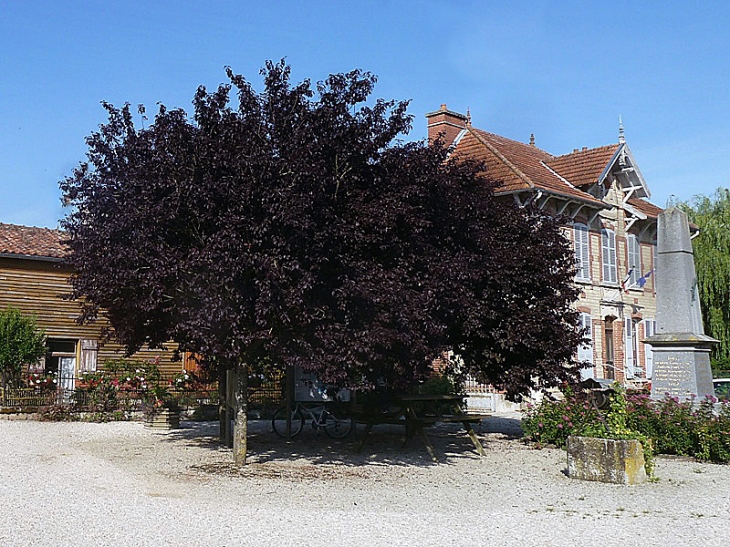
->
144;408;181;430
567;436;647;485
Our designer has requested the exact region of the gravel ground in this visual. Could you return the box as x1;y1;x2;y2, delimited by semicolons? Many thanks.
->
1;413;729;547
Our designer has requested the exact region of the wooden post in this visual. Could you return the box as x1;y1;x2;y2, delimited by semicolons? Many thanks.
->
218;367;227;444
225;369;235;448
232;364;248;465
285;365;294;441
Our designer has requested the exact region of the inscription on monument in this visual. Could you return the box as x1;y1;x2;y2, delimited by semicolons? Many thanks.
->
651;354;693;397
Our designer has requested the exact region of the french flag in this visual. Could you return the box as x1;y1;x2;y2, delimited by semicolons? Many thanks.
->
637;269;654;288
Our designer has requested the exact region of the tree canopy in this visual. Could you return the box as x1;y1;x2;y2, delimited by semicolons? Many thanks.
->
0;307;46;388
676;188;730;370
60;61;584;399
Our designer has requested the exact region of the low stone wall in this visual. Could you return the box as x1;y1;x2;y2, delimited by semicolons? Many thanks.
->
0;410;41;420
567;436;647;485
466;393;521;413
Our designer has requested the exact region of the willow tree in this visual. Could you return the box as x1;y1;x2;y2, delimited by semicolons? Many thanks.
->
677;188;730;370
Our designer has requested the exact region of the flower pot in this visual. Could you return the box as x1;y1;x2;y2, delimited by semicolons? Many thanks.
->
144;407;181;430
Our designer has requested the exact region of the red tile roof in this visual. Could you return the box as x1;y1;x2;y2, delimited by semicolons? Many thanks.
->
0;223;67;259
452;128;605;207
545;145;620;188
626;198;664;219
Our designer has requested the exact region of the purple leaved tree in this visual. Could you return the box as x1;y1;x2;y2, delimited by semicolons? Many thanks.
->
60;61;584;464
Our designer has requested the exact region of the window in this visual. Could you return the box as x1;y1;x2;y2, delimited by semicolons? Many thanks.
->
643;319;656;378
601;229;617;284
578;312;594;379
573;223;591;281
627;234;641;287
624;318;637;379
604;318;615;379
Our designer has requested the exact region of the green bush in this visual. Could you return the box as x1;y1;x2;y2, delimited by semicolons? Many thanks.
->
524;385;730;466
695;402;730;463
0;307;46;388
625;392;696;456
74;371;121;412
521;386;606;448
412;374;461;396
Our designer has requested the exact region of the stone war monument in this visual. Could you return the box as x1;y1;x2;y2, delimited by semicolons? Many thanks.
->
645;207;717;402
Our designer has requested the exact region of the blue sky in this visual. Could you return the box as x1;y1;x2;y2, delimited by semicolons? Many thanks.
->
2;0;729;228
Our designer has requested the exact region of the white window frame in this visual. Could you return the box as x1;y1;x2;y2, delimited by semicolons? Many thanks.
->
624;318;640;379
627;234;641;287
573;223;591;282
601;228;617;284
643;318;656;378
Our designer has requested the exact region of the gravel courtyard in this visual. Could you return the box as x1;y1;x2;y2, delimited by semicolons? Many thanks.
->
1;414;728;547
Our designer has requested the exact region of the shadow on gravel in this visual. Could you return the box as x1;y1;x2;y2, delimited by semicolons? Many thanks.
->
158;413;524;469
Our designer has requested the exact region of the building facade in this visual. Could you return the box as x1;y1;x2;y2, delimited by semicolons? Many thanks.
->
0;223;183;389
427;105;664;386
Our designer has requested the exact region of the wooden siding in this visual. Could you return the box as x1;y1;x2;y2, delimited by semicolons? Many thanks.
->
0;257;183;375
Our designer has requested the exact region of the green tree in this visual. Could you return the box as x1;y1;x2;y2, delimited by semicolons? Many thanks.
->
676;188;730;371
0;307;46;389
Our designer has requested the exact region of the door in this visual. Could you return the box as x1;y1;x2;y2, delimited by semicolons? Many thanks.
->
58;356;76;401
46;339;78;402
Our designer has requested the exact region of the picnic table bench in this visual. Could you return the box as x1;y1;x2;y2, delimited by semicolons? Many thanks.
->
354;393;491;461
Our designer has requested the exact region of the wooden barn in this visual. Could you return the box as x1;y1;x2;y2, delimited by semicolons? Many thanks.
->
0;222;185;391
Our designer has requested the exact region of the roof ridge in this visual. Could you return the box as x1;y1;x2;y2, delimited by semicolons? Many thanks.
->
548;143;619;162
468;128;536;189
0;222;63;233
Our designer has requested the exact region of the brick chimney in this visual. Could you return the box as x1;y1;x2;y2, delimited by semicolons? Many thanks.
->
425;104;468;146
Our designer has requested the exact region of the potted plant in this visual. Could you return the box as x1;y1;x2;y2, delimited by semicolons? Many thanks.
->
143;384;181;429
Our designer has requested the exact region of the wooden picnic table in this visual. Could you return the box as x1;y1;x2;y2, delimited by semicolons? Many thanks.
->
355;393;491;461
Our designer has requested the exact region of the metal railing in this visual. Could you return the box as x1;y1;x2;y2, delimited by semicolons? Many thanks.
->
1;371;285;411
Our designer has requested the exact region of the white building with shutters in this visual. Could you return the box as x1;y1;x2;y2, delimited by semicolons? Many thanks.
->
427;105;666;387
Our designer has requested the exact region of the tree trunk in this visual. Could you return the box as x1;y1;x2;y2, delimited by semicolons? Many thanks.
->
218;367;228;444
232;364;248;465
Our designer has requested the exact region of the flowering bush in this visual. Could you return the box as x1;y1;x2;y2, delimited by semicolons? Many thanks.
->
105;358;161;391
523;384;730;466
624;392;696;456
76;371;120;412
521;385;606;448
143;384;181;413
27;372;57;393
523;385;654;475
694;402;730;463
170;371;194;390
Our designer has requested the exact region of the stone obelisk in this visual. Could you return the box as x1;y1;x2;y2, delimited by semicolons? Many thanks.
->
645;208;717;402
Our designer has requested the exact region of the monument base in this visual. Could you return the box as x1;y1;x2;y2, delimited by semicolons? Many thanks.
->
648;341;714;402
